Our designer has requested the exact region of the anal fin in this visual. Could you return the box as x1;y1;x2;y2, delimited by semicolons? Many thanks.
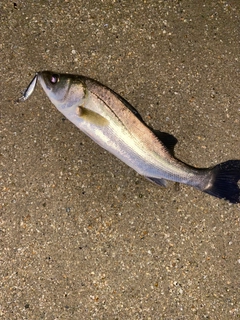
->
145;176;167;187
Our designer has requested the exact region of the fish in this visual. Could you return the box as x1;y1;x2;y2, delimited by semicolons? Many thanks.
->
19;71;240;203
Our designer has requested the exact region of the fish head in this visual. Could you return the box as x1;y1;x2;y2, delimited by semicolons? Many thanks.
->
38;71;86;110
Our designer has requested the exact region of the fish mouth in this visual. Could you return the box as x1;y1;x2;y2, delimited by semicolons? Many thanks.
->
37;71;63;93
18;71;59;103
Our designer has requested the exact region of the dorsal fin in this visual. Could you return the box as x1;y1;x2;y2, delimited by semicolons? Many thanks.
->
152;130;178;155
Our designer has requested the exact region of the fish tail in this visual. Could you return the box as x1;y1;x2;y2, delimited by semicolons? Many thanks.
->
202;160;240;203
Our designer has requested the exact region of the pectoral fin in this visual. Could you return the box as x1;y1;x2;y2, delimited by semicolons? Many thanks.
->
77;106;109;126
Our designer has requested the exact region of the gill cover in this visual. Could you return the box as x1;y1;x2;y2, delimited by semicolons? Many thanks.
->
38;71;87;109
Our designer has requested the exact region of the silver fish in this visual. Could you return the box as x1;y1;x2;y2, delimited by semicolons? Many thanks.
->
19;71;240;203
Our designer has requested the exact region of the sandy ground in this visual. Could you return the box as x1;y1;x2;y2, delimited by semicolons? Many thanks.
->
1;1;240;319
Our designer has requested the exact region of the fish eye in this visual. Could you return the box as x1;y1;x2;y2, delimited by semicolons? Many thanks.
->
50;74;59;84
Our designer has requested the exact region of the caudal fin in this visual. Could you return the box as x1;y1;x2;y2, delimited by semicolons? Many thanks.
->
203;160;240;203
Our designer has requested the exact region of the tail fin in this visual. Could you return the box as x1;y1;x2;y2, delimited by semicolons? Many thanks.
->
203;160;240;203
